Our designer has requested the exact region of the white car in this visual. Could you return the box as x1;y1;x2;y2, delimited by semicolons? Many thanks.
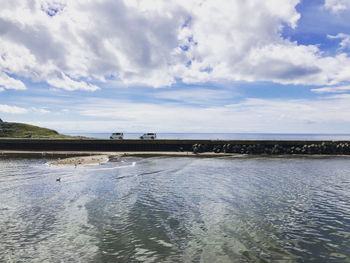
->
110;132;124;139
140;133;156;140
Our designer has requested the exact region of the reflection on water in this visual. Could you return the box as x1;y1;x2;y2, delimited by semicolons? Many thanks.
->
1;157;350;262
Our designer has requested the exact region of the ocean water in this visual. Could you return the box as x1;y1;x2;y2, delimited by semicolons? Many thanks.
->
68;132;350;140
1;156;350;262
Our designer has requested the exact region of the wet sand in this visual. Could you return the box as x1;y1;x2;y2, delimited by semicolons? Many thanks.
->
0;150;235;158
47;155;110;166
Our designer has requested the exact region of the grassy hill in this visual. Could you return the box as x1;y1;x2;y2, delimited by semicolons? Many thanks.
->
0;122;74;138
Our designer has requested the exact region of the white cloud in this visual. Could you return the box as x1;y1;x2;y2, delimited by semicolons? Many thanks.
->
31;107;50;114
0;104;28;114
0;72;26;90
32;96;350;133
328;33;350;50
312;85;350;93
0;104;50;115
47;73;99;91
325;0;350;12
154;88;235;104
1;0;350;89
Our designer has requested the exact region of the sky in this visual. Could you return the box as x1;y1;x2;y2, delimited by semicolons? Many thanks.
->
1;0;350;133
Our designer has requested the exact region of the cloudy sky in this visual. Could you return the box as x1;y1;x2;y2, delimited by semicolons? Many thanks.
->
1;0;350;133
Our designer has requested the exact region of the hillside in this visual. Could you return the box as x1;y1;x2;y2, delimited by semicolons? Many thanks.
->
0;122;74;138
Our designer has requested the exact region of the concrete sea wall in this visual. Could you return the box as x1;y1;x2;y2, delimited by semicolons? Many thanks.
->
1;139;350;155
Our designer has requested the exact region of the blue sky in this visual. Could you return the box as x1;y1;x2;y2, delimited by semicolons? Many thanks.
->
1;0;350;133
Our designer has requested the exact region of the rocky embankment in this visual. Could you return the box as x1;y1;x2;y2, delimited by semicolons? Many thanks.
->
192;142;350;155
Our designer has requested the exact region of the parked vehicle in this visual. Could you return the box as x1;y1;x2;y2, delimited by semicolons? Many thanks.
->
110;132;124;139
140;133;156;140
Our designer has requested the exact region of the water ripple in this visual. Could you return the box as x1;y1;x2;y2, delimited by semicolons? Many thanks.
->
1;157;350;262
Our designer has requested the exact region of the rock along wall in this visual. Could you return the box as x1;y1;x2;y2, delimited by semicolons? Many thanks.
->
192;142;350;155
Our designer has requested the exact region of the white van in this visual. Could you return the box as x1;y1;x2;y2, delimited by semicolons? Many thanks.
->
140;133;156;140
110;133;124;139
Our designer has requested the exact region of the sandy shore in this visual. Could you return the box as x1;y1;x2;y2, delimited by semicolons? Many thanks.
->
0;150;236;158
47;155;111;166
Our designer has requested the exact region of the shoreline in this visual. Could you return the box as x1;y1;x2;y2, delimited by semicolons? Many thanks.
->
0;150;234;158
1;150;350;159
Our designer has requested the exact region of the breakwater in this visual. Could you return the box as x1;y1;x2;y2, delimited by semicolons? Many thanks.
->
1;139;350;155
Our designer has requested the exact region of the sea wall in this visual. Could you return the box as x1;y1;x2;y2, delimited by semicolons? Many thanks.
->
191;142;350;155
1;139;350;155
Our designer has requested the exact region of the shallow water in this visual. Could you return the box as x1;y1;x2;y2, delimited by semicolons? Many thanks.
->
1;157;350;262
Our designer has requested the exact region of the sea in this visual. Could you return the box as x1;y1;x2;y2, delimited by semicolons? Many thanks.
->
1;134;350;262
68;132;350;140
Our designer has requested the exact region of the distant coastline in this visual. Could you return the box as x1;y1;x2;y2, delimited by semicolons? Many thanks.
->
0;122;78;139
67;132;350;141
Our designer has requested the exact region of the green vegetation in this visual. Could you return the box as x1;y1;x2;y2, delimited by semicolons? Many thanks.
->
0;122;74;138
